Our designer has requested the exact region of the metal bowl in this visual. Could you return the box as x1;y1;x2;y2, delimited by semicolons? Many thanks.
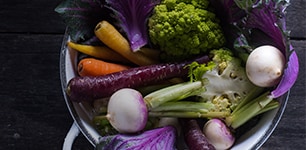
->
59;31;290;150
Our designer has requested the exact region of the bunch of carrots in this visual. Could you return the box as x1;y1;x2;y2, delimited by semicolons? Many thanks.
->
68;20;160;77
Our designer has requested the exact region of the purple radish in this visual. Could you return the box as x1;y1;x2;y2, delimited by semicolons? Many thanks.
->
203;118;235;149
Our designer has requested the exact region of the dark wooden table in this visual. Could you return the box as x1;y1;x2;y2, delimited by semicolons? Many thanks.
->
0;1;305;149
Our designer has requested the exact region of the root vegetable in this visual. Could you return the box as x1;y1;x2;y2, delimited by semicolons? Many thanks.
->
203;119;235;150
67;55;210;102
181;119;215;150
78;58;130;77
106;88;147;133
246;45;285;87
67;41;130;63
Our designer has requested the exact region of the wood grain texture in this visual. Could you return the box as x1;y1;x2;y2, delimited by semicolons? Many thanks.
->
0;0;65;33
286;0;306;39
0;0;304;149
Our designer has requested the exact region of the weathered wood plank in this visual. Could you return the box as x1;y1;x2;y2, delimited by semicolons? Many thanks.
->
0;33;64;53
0;0;65;33
0;33;91;149
286;0;306;39
0;0;305;38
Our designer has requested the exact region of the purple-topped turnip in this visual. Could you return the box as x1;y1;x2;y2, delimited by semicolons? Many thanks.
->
203;118;235;150
107;88;148;133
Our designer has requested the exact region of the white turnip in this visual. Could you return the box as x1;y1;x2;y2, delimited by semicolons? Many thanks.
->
106;88;148;133
246;45;285;87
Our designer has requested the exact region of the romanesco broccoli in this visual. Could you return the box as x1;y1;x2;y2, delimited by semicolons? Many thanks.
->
148;0;226;61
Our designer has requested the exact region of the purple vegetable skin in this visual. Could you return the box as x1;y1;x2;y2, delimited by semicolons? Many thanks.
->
211;0;299;97
67;56;210;102
203;119;235;149
181;119;215;150
238;0;299;98
96;126;176;150
105;0;161;51
271;50;299;98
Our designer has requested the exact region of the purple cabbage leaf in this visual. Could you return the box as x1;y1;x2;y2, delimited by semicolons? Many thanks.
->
211;0;299;98
96;126;176;150
105;0;161;52
55;0;111;44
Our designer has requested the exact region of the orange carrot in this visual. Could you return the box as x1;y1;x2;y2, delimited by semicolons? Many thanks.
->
78;58;131;77
67;41;130;63
94;20;159;66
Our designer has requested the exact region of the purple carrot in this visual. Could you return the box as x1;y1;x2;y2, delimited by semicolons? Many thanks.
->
67;55;210;102
180;119;215;150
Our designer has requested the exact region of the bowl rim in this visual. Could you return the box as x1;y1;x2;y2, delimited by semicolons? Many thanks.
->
59;30;290;149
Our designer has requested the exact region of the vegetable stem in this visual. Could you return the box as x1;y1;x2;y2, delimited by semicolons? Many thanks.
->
150;101;215;112
149;111;230;118
144;81;205;109
232;86;265;113
226;92;274;129
255;100;279;116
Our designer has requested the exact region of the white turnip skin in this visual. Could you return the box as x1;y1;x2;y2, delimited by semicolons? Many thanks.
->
106;88;148;133
246;45;285;87
203;119;235;150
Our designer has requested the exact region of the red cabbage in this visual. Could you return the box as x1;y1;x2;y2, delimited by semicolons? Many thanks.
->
211;0;299;98
271;49;299;98
96;126;176;150
105;0;161;51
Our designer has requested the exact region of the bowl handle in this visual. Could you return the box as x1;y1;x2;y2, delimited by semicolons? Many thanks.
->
63;122;80;150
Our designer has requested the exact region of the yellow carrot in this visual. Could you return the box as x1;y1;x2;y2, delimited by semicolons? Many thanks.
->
94;20;159;66
67;41;130;63
78;58;131;77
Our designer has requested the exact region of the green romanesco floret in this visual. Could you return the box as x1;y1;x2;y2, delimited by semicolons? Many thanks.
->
148;0;226;61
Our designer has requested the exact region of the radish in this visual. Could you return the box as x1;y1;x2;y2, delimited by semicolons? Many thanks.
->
203;119;235;150
106;88;148;133
246;45;285;87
